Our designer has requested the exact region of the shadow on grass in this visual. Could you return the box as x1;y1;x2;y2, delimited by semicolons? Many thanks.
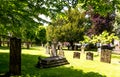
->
0;52;106;77
0;46;9;50
0;46;42;51
33;67;106;77
22;47;41;50
0;53;9;76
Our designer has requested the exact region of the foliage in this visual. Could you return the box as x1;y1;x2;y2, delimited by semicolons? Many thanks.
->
0;0;37;36
79;0;120;35
86;13;114;35
46;25;55;42
114;12;120;38
80;0;120;16
0;0;78;38
35;26;46;44
81;31;119;44
47;7;87;43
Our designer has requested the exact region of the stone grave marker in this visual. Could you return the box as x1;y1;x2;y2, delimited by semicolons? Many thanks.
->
101;49;111;63
73;52;80;59
86;52;93;60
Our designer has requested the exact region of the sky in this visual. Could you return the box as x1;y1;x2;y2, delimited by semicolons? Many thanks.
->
38;14;51;26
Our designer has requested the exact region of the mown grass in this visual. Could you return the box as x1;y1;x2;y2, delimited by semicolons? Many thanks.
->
0;46;120;77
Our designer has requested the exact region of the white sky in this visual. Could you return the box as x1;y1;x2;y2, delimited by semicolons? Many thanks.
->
39;14;51;22
38;14;51;26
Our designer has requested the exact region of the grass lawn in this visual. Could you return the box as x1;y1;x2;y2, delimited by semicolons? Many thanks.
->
0;46;120;77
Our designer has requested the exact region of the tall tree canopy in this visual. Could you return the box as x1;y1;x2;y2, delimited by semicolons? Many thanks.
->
79;0;120;35
46;7;87;49
0;0;79;38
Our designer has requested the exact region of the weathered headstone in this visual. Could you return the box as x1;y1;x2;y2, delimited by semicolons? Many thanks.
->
58;43;64;57
58;49;64;57
74;45;77;50
50;39;57;57
73;52;80;59
36;56;69;68
46;46;50;54
81;45;85;53
86;52;93;60
100;49;111;63
9;37;21;76
114;40;120;51
36;41;69;68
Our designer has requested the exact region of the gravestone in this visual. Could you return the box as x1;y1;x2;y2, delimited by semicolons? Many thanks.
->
74;45;77;50
45;42;51;54
73;52;80;59
58;43;64;57
101;49;111;63
81;45;85;53
36;56;69;68
50;39;57;57
9;37;21;76
45;45;50;54
58;49;64;57
86;52;93;60
36;41;69;68
114;40;120;51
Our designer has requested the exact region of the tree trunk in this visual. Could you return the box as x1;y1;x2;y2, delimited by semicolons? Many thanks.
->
70;42;74;50
2;38;5;46
9;37;21;76
0;38;2;47
26;42;30;49
30;42;32;47
7;40;10;47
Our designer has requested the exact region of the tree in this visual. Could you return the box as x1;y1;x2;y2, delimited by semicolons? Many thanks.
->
35;26;46;45
80;0;120;35
22;26;37;49
0;24;10;47
0;0;77;38
114;11;120;38
81;31;118;45
0;1;37;38
46;7;87;50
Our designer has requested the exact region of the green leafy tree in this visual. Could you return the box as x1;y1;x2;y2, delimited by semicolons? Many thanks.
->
114;12;120;38
47;7;87;50
79;0;120;35
0;0;77;38
35;26;46;45
82;31;118;45
21;26;36;49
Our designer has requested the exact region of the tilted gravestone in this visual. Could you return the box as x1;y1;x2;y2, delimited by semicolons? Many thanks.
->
86;52;93;60
58;44;64;57
9;37;21;76
50;40;57;57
